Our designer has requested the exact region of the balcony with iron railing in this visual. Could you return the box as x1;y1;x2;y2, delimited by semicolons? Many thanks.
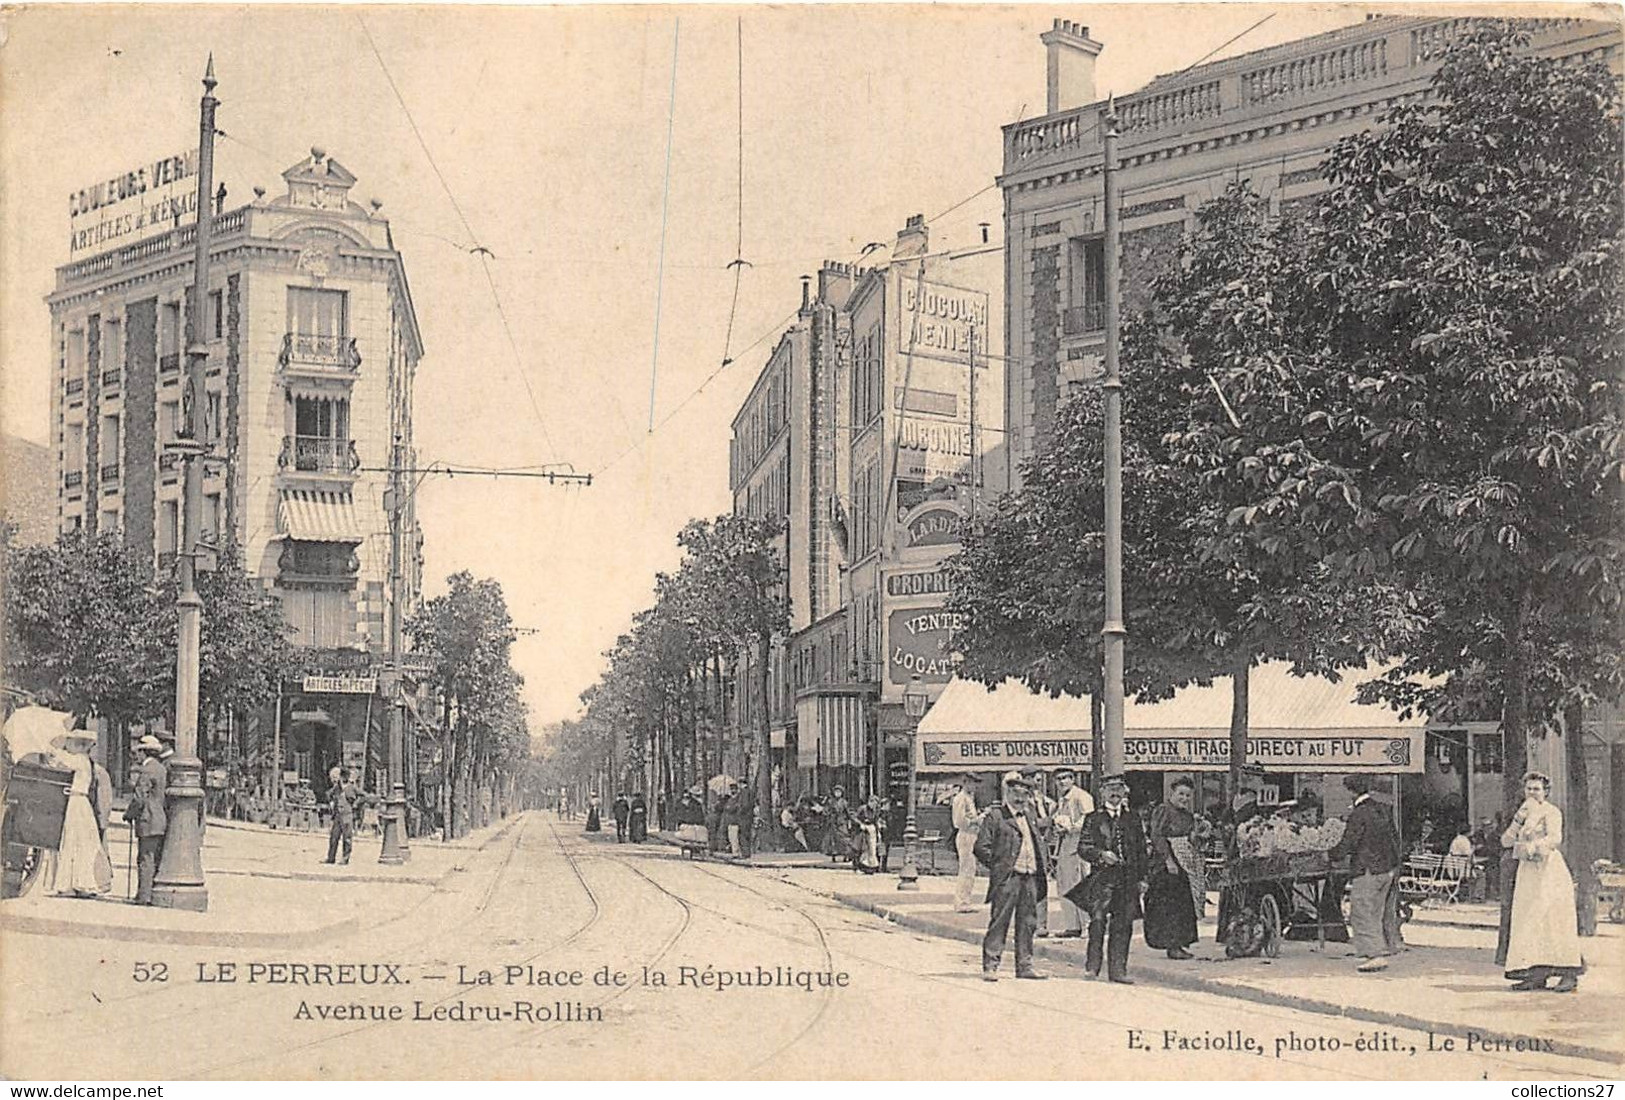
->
101;368;121;387
159;352;181;375
63;470;84;489
158;451;180;473
278;434;361;477
65;377;85;397
279;332;361;375
1063;302;1106;337
101;463;120;482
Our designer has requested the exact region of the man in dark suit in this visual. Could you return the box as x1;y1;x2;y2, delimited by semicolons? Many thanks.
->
1072;774;1148;983
972;771;1050;981
128;735;169;905
325;769;363;865
612;793;631;843
1328;774;1404;972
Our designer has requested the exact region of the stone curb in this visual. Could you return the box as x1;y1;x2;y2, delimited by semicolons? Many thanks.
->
797;883;1621;1069
645;830;873;870
0;817;520;948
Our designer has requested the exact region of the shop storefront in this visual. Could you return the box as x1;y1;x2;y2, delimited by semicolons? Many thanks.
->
271;648;387;806
913;665;1429;825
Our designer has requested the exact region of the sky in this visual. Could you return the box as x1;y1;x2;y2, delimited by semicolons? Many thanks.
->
0;3;1378;730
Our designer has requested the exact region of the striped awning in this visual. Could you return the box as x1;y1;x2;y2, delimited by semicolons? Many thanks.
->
795;693;868;769
278;489;364;543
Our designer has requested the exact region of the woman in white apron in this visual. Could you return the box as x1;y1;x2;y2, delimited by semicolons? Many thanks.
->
1501;771;1583;993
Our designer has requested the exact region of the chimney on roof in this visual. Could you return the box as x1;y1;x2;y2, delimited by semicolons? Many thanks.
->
1041;19;1104;114
894;214;929;260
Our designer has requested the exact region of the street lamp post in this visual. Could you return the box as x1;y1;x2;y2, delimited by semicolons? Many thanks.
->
897;675;929;890
378;436;409;864
152;56;218;912
1100;99;1127;777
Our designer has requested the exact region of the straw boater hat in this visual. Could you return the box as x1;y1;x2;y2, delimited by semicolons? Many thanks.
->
136;734;164;753
52;729;98;753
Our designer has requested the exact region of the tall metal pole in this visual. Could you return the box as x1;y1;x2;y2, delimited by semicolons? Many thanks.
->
153;56;218;911
967;325;978;527
379;435;410;863
1100;99;1127;778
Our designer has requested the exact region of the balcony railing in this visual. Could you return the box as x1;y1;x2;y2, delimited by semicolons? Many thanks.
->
102;368;121;387
158;452;180;473
279;434;360;475
1063;302;1105;336
63;470;83;489
159;352;181;374
101;463;120;482
279;332;361;372
65;377;85;396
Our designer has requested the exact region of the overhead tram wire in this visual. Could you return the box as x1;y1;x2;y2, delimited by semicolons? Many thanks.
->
647;17;682;432
354;13;562;464
591;157;1023;481
720;16;752;368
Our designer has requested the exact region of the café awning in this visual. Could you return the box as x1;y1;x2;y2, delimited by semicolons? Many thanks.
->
915;663;1426;774
796;692;867;769
278;489;364;543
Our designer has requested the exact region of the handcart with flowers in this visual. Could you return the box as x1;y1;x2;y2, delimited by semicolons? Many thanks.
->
1215;813;1352;957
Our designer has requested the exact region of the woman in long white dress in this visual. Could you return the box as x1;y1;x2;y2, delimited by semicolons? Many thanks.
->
47;732;113;898
1501;771;1583;993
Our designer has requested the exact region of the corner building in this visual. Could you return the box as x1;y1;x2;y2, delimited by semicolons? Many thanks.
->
47;148;425;799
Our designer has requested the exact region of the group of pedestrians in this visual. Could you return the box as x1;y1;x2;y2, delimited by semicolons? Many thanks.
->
604;791;648;842
971;768;1156;983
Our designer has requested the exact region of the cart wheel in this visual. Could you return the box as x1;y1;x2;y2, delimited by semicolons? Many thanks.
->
1399;900;1415;924
1260;894;1283;958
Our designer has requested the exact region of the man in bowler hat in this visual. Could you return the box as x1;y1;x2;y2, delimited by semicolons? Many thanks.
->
973;770;1051;981
1071;774;1147;982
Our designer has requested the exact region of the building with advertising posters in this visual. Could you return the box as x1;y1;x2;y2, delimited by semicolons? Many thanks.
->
47;146;424;804
728;215;1003;820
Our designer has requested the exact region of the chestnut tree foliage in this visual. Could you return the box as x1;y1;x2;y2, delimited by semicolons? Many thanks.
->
954;24;1621;809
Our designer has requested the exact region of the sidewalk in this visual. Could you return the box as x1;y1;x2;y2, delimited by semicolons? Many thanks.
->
765;860;1625;1067
0;814;517;948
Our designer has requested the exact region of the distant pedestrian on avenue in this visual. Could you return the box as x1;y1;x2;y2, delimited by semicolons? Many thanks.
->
1501;772;1583;993
325;768;362;865
1143;777;1203;959
628;792;649;842
973;770;1050;981
1327;774;1404;972
612;793;630;842
1072;774;1147;983
675;788;707;846
127;735;169;905
949;777;983;913
1050;767;1094;936
822;786;852;863
851;803;881;874
585;792;602;833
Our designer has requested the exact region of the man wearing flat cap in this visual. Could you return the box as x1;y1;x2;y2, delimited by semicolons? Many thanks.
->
1071;774;1148;982
1051;766;1095;938
127;734;170;905
972;770;1050;981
